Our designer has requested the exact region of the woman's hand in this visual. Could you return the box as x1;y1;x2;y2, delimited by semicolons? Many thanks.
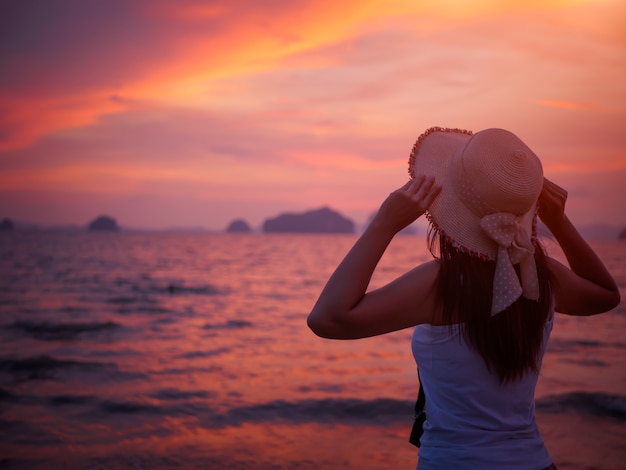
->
370;175;441;235
538;177;568;229
538;177;621;315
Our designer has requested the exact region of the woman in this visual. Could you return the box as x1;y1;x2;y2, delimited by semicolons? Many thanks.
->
307;127;620;469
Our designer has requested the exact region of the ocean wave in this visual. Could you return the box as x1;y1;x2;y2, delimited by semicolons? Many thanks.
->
104;275;223;295
1;391;412;428
95;398;210;419
298;384;345;394
100;400;169;415
133;305;171;315
92;396;413;427
107;295;155;305
0;387;21;412
561;357;609;367
8;320;121;341
49;394;96;405
536;391;626;420
218;397;413;427
2;388;214;413
0;388;20;402
108;297;171;315
0;418;64;446
58;305;92;314
0;295;19;306
548;338;626;352
176;348;231;359
148;388;215;401
202;320;252;330
0;355;146;383
149;365;233;379
163;283;221;296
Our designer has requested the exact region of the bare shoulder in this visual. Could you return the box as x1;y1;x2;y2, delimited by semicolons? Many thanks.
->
398;258;440;281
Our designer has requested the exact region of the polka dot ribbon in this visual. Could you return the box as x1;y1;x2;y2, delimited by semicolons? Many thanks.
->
480;213;540;316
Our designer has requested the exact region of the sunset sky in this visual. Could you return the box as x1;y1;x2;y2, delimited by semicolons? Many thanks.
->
1;0;625;231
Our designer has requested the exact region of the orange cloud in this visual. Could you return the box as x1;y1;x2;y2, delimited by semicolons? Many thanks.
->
0;92;130;152
537;100;609;111
2;0;600;152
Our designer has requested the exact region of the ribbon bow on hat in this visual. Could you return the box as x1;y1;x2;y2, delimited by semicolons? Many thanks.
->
480;213;540;315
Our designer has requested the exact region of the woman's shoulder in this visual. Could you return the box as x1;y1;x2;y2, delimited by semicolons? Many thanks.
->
404;258;440;279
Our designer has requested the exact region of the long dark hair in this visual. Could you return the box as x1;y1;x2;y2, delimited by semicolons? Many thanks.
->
428;226;553;384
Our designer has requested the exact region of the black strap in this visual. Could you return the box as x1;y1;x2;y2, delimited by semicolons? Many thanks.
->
409;369;426;448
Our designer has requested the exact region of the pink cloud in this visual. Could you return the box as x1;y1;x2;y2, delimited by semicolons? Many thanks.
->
537;100;611;111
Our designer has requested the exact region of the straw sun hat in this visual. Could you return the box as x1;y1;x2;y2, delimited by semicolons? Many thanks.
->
408;126;544;315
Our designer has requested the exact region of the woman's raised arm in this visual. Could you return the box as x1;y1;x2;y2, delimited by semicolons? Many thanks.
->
307;175;441;339
539;178;620;315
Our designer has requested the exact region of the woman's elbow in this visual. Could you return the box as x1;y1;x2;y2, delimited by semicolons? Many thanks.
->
586;289;621;316
307;312;335;338
307;309;349;339
307;316;324;338
606;289;621;312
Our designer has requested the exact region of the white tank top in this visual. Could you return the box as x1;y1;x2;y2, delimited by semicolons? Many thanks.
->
411;312;554;470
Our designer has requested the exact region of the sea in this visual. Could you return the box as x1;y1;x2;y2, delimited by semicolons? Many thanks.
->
0;231;625;470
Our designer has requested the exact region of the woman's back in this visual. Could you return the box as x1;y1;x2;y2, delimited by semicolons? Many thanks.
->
412;315;554;469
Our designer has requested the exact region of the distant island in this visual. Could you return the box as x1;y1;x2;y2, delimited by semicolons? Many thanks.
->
0;218;14;231
226;219;252;233
88;215;120;232
262;207;354;234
